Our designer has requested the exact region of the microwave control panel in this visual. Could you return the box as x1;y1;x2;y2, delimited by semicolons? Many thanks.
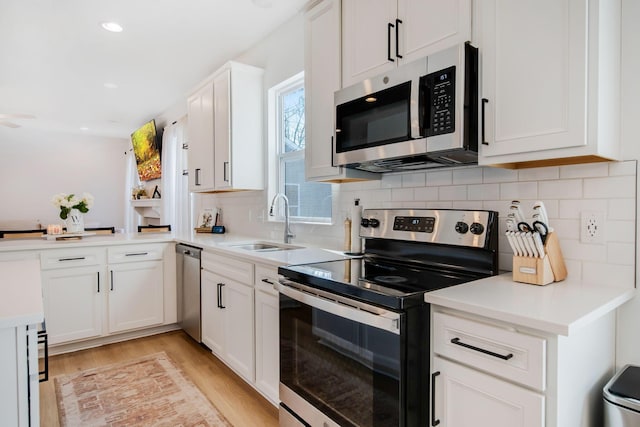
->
423;66;456;137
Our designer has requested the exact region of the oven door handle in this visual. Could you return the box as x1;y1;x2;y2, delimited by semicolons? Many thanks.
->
276;280;401;335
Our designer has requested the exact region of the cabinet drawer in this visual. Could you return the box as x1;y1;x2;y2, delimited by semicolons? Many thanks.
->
433;311;546;391
41;247;106;270
202;251;253;285
107;244;164;264
254;264;279;296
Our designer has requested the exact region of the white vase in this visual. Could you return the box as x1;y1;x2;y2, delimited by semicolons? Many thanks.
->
66;208;85;233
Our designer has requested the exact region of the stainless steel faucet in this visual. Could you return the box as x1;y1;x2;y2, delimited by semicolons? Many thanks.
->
269;193;295;244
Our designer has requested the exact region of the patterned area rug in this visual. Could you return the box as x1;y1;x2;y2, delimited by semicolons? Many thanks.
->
54;352;232;427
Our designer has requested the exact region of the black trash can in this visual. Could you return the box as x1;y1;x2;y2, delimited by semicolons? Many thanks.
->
604;365;640;426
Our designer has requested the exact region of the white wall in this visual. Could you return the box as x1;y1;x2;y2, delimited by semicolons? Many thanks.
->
0;127;128;229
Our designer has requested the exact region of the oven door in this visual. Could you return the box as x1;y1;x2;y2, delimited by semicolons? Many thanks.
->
277;279;404;427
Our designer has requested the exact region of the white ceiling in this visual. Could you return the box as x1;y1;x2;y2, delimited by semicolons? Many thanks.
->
0;0;307;138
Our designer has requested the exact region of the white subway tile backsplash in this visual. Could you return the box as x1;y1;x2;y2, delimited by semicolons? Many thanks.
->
467;184;499;201
582;263;634;286
426;170;452;186
608;199;636;220
518;166;559;181
606;220;636;243
439;185;467;201
207;161;634;291
609;160;637;176
453;167;483;184
584;176;636;199
500;182;538;200
483;167;518;183
414;186;438;201
391;188;415;202
558;199;608;219
550;218;580;240
380;173;403;188
607;242;636;265
402;172;426;188
560;162;609;179
539;179;583;199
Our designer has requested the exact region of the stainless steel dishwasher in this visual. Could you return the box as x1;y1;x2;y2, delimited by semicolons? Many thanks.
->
176;244;202;342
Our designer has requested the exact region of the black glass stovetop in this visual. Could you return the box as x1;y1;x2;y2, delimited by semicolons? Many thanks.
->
278;257;485;310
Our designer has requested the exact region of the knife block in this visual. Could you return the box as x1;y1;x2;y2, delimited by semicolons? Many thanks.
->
512;231;567;286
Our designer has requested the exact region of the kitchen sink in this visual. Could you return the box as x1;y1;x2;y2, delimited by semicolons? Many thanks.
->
228;242;302;252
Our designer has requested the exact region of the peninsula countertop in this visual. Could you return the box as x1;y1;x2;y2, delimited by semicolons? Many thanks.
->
0;259;44;328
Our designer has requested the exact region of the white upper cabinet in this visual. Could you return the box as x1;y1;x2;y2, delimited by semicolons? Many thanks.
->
478;0;622;168
187;61;264;192
341;0;472;87
187;82;215;191
304;0;377;182
212;62;264;191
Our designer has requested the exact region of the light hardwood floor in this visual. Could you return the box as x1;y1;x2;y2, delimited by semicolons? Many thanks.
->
39;330;279;426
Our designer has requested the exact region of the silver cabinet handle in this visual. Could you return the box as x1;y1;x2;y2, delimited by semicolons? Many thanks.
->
59;256;85;261
125;252;148;257
110;270;114;291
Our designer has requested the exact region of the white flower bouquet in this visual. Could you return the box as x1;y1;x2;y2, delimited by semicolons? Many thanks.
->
51;193;94;220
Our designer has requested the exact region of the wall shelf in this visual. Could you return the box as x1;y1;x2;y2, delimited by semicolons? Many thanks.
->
131;199;161;219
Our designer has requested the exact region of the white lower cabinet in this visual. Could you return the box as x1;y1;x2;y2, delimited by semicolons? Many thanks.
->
201;252;255;383
41;248;105;345
432;308;617;427
254;264;280;404
41;243;169;347
107;260;164;333
432;356;544;427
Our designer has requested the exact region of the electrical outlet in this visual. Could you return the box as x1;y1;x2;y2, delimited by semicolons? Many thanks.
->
580;211;605;244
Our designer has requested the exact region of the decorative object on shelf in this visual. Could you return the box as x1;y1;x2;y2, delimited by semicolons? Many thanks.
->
132;184;147;200
197;208;217;228
46;224;63;235
152;185;161;199
51;193;93;234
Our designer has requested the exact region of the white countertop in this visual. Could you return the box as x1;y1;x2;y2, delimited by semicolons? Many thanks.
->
425;272;635;336
0;232;174;252
0;259;44;328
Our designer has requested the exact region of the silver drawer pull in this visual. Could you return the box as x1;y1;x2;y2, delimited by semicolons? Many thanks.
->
125;252;148;257
450;337;514;360
58;256;86;261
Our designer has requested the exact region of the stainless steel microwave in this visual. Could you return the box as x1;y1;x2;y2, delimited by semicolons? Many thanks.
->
333;42;479;172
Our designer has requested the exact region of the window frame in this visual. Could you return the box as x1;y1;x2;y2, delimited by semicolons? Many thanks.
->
268;71;333;225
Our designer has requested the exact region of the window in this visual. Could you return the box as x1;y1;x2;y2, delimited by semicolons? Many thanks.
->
269;72;332;223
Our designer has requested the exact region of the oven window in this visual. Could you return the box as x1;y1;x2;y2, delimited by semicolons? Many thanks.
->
280;294;401;427
335;81;411;153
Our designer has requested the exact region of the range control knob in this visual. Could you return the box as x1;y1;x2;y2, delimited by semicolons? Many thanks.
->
455;221;469;234
360;218;370;228
368;218;380;228
470;222;485;235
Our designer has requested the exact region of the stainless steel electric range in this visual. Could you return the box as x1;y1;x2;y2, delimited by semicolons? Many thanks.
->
277;208;499;427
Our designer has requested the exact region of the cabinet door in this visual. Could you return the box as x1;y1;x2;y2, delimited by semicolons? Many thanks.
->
254;267;279;404
432;357;544;427
223;278;255;382
187;82;215;191
42;266;103;345
305;0;376;182
397;0;471;63
108;260;164;334
201;270;224;356
342;0;397;87
213;69;232;191
478;0;587;159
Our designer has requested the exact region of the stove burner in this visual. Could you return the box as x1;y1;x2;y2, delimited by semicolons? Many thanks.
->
374;275;408;284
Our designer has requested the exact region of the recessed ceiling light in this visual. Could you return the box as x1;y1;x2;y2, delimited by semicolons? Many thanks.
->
80;127;89;131
101;22;123;33
103;83;118;89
